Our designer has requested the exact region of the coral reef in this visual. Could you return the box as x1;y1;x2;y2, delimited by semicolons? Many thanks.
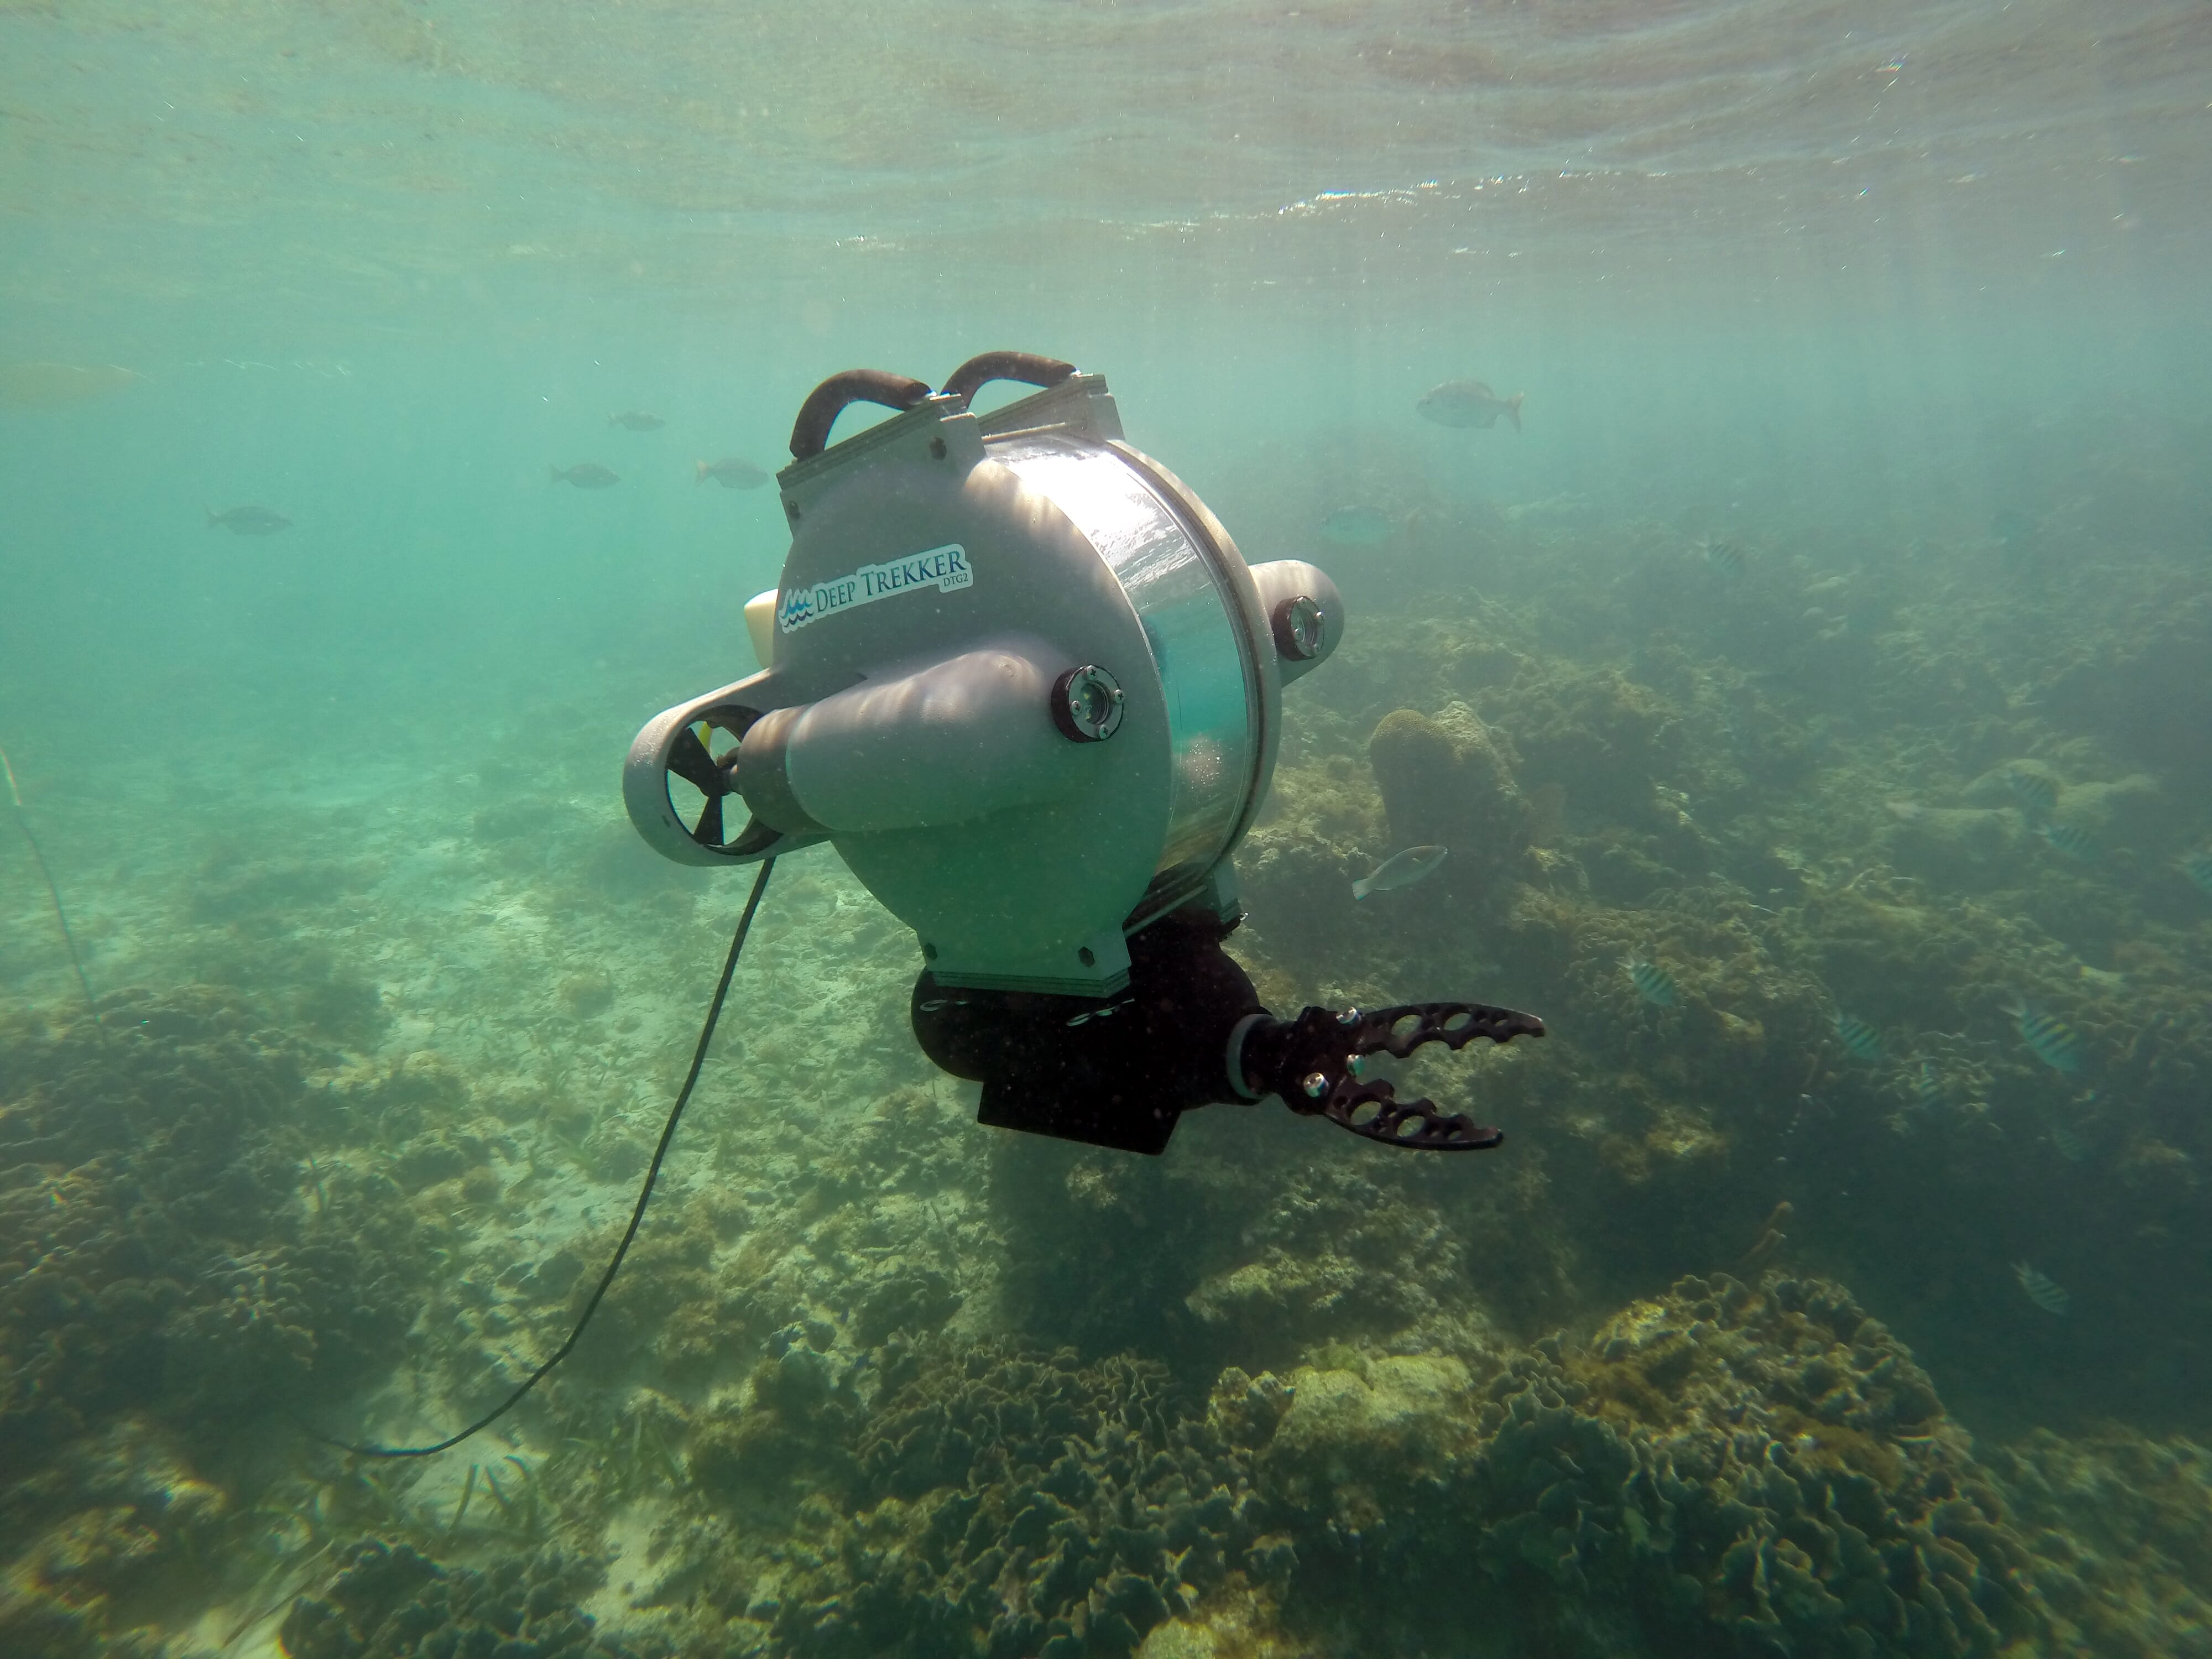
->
4;415;2211;1659
281;1538;640;1659
1245;1271;2054;1659
750;1337;1267;1659
0;987;430;1656
1988;1426;2212;1658
0;988;421;1463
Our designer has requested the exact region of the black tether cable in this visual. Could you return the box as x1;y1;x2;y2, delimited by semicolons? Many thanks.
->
311;857;776;1458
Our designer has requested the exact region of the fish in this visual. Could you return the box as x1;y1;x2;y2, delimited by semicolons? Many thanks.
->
1321;505;1393;547
2036;821;2100;863
2049;1120;2088;1162
550;463;620;488
1416;380;1524;431
1914;1061;1944;1110
2007;998;2085;1073
2013;1262;2070;1316
608;411;665;430
1699;538;1746;579
0;361;141;408
1833;1012;1885;1062
2179;849;2212;898
1621;953;1677;1008
1352;844;1447;900
697;456;770;489
205;504;291;535
2000;768;2059;819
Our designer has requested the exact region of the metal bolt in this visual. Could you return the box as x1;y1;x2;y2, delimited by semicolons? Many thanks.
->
1300;1072;1329;1099
1051;665;1126;743
1272;594;1326;661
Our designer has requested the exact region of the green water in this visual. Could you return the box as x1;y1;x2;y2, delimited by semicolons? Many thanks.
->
4;5;2211;1657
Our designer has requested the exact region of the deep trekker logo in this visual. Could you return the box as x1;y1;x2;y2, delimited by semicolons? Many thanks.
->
778;543;973;634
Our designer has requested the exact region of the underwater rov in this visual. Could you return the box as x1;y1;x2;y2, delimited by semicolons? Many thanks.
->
625;352;1544;1155
320;354;1542;1460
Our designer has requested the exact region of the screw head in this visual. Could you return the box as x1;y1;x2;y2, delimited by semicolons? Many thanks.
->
1051;665;1126;743
1300;1071;1329;1099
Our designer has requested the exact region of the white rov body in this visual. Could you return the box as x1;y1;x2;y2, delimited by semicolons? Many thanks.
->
624;362;1340;995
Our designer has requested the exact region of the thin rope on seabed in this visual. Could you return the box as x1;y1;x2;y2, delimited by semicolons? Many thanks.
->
1;739;100;1024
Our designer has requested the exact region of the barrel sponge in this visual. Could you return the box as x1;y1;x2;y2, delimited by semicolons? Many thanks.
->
1365;702;1526;890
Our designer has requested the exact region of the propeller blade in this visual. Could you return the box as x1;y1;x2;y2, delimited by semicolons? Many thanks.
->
669;723;723;796
693;793;725;847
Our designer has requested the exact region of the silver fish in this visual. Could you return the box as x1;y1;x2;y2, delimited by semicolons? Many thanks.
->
2013;1262;2070;1316
609;410;665;430
2049;1120;2088;1162
205;504;290;535
1353;844;1447;900
550;463;620;488
1416;380;1524;431
697;456;770;489
1321;505;1392;546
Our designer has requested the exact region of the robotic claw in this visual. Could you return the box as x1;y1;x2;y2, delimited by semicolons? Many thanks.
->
912;909;1543;1155
625;352;1543;1156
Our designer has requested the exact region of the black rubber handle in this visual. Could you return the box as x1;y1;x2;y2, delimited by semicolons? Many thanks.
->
941;351;1076;406
789;369;935;461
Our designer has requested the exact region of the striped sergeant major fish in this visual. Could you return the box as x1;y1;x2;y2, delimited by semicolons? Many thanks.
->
2036;821;2100;863
1914;1060;1944;1110
1699;538;1746;579
2006;998;2085;1073
2182;849;2212;898
2000;766;2059;820
2013;1262;2070;1316
1621;953;1677;1008
1833;1011;1885;1063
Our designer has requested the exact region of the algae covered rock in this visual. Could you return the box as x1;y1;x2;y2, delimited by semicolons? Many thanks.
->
1476;663;1684;823
1258;1355;1478;1543
1364;703;1527;912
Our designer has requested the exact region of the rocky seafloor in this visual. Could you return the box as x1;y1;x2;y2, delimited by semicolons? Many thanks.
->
4;424;2211;1658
